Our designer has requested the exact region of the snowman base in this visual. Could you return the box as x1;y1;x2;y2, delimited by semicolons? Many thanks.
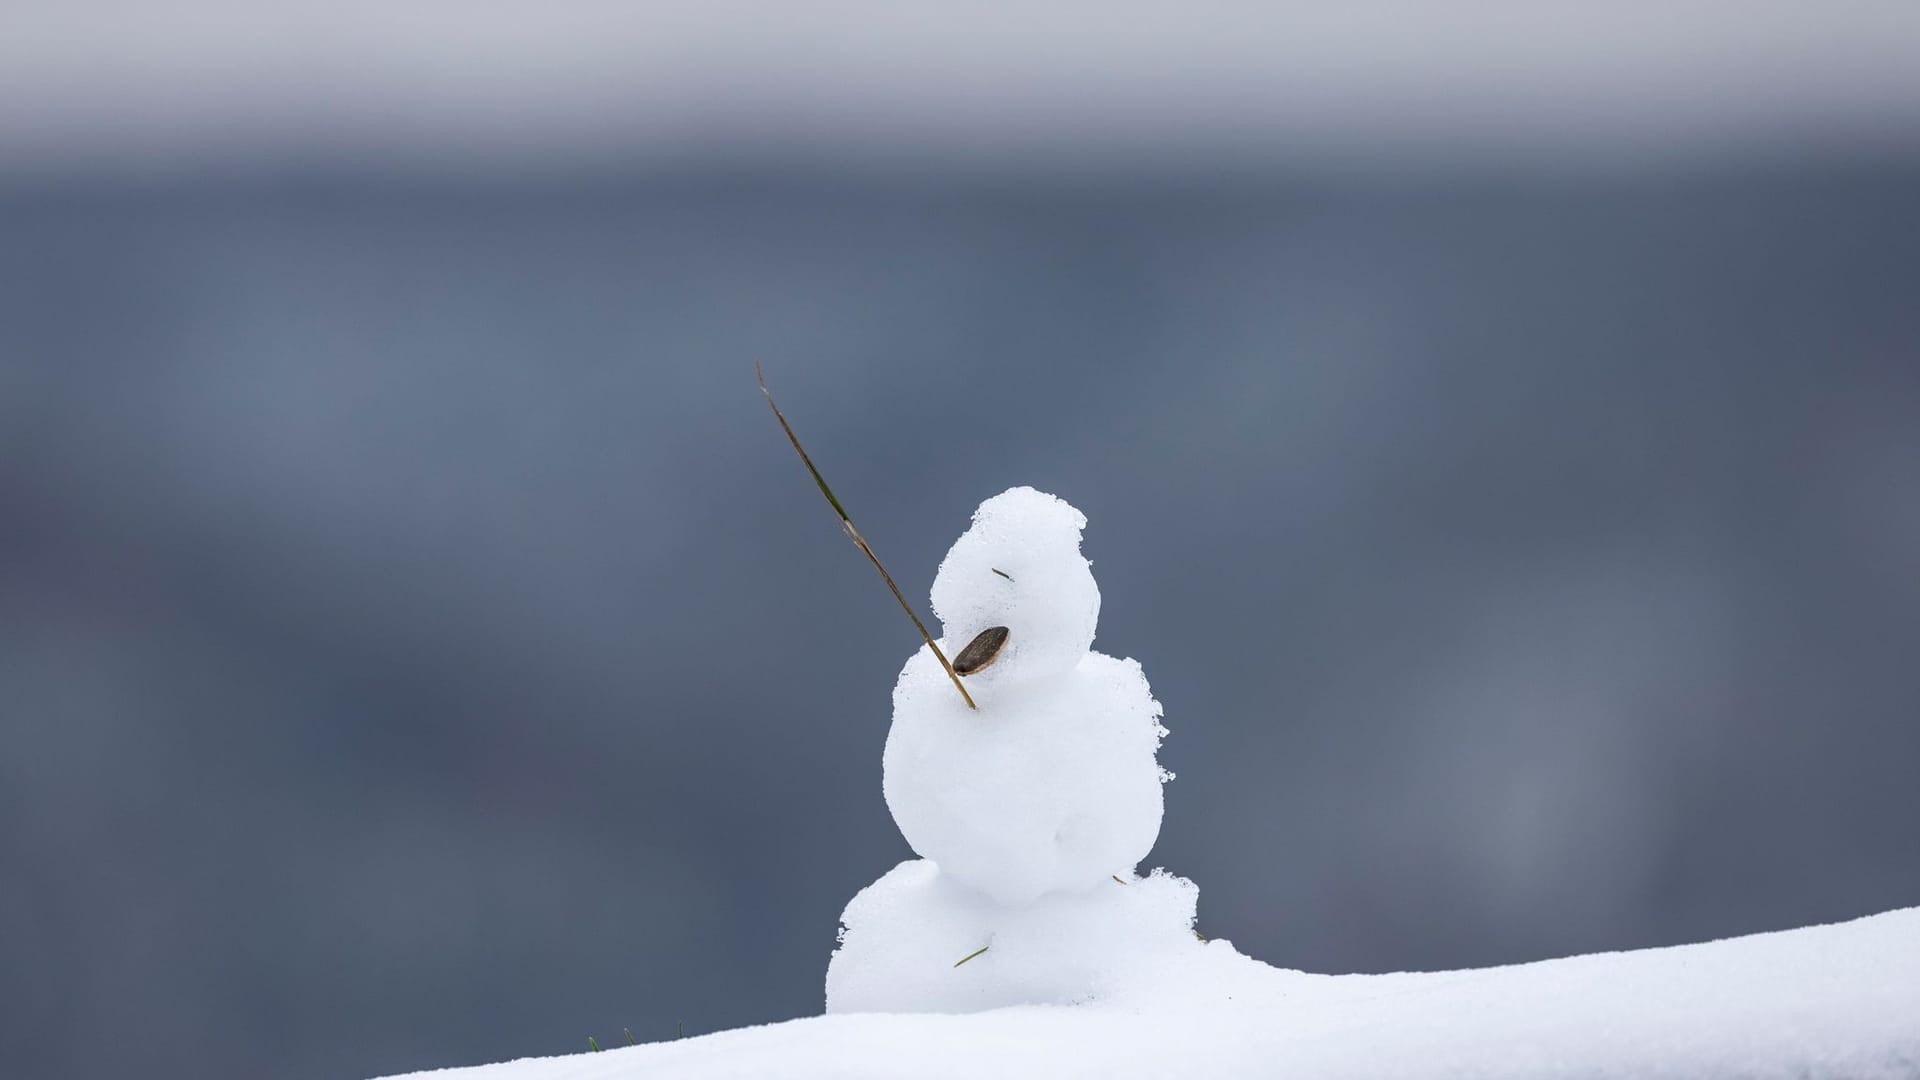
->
826;859;1203;1014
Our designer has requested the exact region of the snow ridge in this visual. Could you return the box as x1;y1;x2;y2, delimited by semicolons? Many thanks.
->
385;906;1920;1080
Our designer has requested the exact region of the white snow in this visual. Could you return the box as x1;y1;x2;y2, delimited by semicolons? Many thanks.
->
844;487;1194;1009
880;645;1168;909
376;487;1920;1078
826;861;1200;1014
924;487;1102;697
880;488;1168;913
380;905;1920;1080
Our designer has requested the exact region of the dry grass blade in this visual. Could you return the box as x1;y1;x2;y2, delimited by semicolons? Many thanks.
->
756;363;976;710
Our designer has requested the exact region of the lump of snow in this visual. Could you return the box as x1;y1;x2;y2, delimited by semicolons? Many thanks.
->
883;487;1169;908
825;859;1201;1014
926;486;1100;697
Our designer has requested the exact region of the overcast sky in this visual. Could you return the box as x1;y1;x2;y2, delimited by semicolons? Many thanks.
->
7;1;1920;166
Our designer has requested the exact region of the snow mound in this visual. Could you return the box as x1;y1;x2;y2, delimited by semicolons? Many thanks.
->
379;906;1920;1080
825;860;1200;1014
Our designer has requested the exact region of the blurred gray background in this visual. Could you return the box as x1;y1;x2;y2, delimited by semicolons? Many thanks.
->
3;4;1919;1079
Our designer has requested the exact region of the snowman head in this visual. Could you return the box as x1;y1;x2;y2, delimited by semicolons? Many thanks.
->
930;487;1100;700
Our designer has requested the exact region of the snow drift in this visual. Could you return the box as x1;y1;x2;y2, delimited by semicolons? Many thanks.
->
382;905;1920;1080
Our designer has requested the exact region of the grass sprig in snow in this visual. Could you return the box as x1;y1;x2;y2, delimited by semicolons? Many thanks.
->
757;363;976;710
952;945;991;968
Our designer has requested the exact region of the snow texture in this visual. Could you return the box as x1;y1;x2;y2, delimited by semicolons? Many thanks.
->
839;487;1190;1010
881;487;1169;912
380;905;1920;1080
826;860;1200;1014
925;487;1101;698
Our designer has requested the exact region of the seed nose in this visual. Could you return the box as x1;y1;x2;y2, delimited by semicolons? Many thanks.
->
952;626;1010;676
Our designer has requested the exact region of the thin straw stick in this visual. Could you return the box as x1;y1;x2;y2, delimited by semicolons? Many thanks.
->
757;363;976;710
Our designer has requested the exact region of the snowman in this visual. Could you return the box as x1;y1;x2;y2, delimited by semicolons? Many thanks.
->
882;486;1170;907
827;488;1194;1014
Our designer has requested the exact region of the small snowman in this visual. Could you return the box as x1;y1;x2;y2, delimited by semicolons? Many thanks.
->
827;487;1196;1015
882;487;1170;907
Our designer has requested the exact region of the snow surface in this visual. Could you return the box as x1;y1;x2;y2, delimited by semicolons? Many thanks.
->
382;905;1920;1080
379;489;1920;1077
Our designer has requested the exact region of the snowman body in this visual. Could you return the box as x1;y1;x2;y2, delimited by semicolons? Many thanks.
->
830;486;1192;1014
880;487;1168;907
885;646;1165;906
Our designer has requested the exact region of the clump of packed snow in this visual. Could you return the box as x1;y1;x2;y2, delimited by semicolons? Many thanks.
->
924;487;1101;697
844;487;1182;1013
826;861;1199;1014
880;642;1168;911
